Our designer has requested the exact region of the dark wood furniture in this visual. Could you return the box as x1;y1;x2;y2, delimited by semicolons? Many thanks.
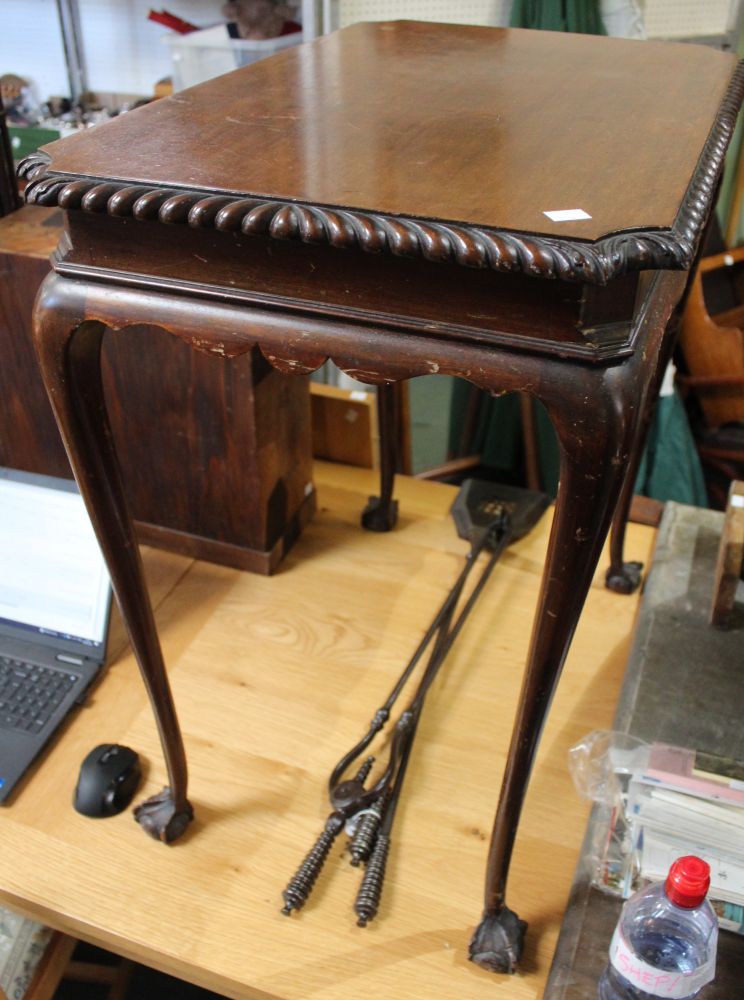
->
680;248;744;429
20;21;743;975
0;205;315;572
677;246;744;505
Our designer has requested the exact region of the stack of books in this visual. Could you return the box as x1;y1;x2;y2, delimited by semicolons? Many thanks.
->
627;743;744;934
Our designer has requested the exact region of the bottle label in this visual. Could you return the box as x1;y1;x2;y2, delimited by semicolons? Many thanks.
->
609;926;716;998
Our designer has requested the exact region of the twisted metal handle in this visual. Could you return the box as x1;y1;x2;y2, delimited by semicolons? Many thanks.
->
354;833;391;927
353;756;375;786
281;812;344;915
349;795;386;867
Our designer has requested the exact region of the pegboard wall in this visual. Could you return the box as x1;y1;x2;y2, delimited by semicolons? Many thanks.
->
333;0;739;38
640;0;736;39
336;1;512;29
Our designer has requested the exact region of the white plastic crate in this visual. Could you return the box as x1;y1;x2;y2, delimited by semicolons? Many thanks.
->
166;25;303;91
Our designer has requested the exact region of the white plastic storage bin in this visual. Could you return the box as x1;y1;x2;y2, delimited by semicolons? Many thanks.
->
166;25;303;91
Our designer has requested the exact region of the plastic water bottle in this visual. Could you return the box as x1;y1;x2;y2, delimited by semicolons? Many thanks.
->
598;856;718;1000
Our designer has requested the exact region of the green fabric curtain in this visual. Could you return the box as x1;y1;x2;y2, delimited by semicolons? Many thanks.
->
632;392;707;506
509;0;606;34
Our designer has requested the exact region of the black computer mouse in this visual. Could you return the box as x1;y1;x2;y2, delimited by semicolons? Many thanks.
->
73;743;141;818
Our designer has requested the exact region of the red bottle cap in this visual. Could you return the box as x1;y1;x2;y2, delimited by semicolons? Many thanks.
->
665;856;711;908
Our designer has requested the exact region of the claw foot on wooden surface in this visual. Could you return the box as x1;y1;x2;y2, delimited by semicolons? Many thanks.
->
361;495;399;532
605;560;643;594
468;906;528;974
133;787;194;843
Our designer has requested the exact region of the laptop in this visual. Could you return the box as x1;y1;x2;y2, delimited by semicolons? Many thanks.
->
0;466;112;802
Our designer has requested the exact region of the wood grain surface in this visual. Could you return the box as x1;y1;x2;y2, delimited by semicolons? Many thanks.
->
36;22;736;241
0;465;655;1000
0;205;61;259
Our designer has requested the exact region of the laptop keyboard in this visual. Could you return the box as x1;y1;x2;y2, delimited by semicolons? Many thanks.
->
0;656;80;734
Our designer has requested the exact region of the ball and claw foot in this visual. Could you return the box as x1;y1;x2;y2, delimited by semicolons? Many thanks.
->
133;787;194;843
468;907;528;974
605;560;644;595
361;496;399;532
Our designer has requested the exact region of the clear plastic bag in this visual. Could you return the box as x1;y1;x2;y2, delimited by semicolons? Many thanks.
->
568;731;651;898
568;730;650;804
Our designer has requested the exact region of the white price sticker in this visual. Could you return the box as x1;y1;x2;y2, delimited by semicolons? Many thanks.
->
543;208;592;222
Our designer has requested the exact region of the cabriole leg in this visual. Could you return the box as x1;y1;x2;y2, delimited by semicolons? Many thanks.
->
470;381;637;972
605;323;679;593
606;267;702;594
33;274;193;843
361;381;399;531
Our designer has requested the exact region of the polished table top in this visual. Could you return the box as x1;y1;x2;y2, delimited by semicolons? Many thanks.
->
30;22;736;243
24;21;742;301
0;466;656;1000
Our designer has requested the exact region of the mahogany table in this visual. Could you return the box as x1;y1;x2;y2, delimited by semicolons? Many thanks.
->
19;21;744;975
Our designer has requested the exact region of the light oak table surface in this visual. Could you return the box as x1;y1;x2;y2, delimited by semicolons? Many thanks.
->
0;463;655;1000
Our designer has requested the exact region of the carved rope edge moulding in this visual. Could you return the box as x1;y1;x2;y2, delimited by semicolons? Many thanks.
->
19;62;744;286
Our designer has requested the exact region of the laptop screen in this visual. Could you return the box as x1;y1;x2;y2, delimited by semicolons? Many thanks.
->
0;470;111;650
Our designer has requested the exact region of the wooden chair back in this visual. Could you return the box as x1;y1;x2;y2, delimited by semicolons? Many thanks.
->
678;247;744;428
